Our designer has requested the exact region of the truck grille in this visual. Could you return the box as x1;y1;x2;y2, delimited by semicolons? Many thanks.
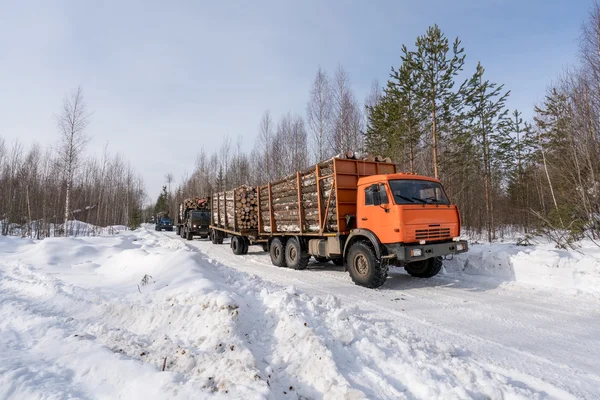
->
415;228;451;240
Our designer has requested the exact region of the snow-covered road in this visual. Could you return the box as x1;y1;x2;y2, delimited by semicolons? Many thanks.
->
1;227;599;399
183;232;600;399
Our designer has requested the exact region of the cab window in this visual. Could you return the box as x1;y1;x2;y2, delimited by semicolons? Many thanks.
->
365;186;374;205
365;184;389;206
379;184;389;204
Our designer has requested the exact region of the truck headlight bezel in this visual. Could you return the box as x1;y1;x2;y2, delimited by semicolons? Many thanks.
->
410;249;422;257
456;243;464;251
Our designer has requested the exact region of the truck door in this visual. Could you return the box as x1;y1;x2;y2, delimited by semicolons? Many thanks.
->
358;183;395;243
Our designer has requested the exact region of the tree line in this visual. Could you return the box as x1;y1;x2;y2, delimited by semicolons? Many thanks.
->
167;3;599;246
0;88;146;237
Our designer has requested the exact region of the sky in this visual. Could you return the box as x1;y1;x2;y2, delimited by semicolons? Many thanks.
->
0;0;592;201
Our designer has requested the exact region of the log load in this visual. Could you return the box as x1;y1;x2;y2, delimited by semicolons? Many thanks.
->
234;186;258;230
260;158;338;233
212;186;258;230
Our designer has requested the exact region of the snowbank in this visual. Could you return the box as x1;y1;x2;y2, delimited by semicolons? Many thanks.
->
0;229;556;399
445;240;600;296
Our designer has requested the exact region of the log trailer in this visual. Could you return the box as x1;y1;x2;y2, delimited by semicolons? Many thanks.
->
208;157;468;288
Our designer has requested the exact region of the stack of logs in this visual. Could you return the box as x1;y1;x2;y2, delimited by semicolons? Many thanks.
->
235;186;258;229
212;186;258;230
343;151;392;163
260;158;337;233
182;197;209;211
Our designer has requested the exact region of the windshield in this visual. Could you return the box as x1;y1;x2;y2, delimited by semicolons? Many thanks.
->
388;179;450;205
191;211;210;223
161;218;173;224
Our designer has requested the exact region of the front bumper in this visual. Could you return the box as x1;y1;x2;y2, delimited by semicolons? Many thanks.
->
383;240;468;262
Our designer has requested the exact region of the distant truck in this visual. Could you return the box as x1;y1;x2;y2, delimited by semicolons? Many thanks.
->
155;212;174;232
177;197;211;240
207;156;468;288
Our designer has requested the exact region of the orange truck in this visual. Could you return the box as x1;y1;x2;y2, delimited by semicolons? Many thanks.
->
208;157;468;288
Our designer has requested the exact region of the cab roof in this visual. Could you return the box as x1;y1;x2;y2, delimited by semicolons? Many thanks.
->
358;173;440;186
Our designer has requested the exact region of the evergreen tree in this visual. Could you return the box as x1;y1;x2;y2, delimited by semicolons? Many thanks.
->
410;24;466;178
464;62;510;241
153;185;168;215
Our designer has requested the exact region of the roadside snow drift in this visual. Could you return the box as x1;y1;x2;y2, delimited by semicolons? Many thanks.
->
0;228;598;399
446;240;600;296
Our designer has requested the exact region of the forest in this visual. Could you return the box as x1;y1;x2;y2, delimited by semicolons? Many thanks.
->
171;4;600;247
0;88;146;237
1;4;598;247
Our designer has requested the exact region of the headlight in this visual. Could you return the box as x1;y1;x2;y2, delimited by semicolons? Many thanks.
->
456;243;464;251
193;225;197;228
410;249;422;257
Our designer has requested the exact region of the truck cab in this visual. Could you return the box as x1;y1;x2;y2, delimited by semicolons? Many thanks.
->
180;209;211;240
155;216;174;231
344;173;468;284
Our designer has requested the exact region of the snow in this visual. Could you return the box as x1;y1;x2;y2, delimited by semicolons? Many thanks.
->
1;228;599;399
446;240;600;296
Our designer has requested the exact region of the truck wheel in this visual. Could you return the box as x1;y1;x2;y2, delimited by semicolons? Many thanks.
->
242;237;250;255
269;238;287;268
231;236;245;255
186;231;193;241
261;243;268;253
405;257;443;278
285;238;309;270
216;234;224;245
176;226;181;236
347;241;388;288
314;256;328;263
210;231;217;244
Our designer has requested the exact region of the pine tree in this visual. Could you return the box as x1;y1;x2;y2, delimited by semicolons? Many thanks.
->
465;62;510;241
411;25;466;179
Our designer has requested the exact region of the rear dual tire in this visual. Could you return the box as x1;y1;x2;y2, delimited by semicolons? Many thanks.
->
210;230;224;245
285;238;309;270
231;235;248;255
269;238;287;267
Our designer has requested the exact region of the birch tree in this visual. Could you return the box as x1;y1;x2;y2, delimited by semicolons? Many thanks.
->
57;87;90;235
307;68;332;162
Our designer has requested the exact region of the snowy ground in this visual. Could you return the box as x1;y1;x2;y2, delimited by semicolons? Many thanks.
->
1;228;599;399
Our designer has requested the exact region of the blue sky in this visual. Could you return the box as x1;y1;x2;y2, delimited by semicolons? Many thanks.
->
0;0;591;201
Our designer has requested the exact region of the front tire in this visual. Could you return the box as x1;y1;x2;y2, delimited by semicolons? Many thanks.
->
405;257;443;278
347;241;388;288
285;238;309;270
186;231;193;241
269;238;287;268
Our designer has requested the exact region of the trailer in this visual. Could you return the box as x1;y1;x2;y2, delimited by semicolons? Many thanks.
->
208;156;468;288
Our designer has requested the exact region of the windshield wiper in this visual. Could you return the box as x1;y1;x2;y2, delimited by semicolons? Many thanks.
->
394;194;415;203
411;197;427;204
